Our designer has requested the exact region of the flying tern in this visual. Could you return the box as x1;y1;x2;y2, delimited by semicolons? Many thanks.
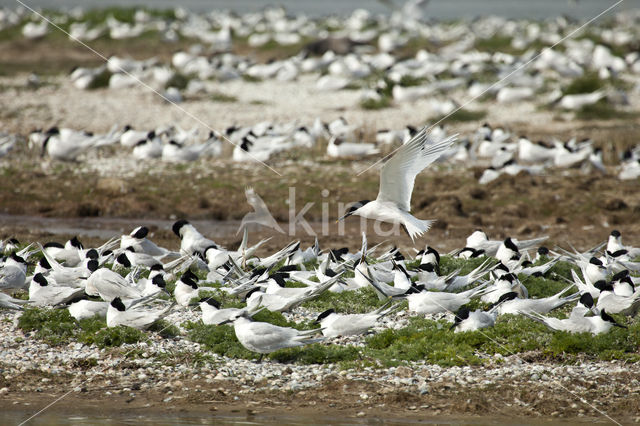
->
338;128;456;241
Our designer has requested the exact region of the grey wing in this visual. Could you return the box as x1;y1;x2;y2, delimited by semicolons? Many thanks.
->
245;322;299;349
377;128;457;211
121;310;156;329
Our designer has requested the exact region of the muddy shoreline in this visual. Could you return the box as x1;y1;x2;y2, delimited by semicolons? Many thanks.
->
2;363;638;424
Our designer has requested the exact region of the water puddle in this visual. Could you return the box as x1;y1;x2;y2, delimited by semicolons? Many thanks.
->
0;410;601;426
0;214;243;240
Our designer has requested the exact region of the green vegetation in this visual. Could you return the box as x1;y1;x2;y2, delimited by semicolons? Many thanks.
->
474;35;514;53
439;255;493;276
184;321;258;359
165;72;191;90
12;255;640;368
563;72;604;95
242;74;263;83
575;101;637;121
398;75;427;87
433;109;487;123
83;323;147;347
210;92;238;103
16;306;172;348
87;69;111;90
302;287;386;314
360;96;391;110
18;307;78;345
269;344;360;364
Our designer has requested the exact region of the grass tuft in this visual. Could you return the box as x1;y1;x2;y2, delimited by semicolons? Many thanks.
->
563;72;604;95
184;321;258;360
433;109;487;123
87;69;111;90
210;91;238;103
360;96;391;110
576;101;637;121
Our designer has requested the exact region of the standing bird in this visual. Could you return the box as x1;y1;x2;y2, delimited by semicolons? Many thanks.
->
338;128;456;241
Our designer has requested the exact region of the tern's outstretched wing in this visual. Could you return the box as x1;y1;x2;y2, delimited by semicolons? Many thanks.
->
377;128;456;212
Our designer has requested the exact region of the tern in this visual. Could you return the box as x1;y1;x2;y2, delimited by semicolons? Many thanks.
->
406;282;488;315
0;253;28;291
525;308;625;335
68;299;109;320
0;292;30;310
225;312;324;358
174;272;202;306
29;273;85;306
607;230;640;259
451;305;498;333
107;297;175;330
494;286;579;315
120;226;176;258
172;219;220;257
337;128;457;241
199;297;248;326
465;230;548;257
594;281;640;316
85;260;144;301
120;126;150;147
238;187;284;234
315;301;402;337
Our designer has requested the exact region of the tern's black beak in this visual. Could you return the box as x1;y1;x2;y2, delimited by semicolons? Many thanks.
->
336;212;352;223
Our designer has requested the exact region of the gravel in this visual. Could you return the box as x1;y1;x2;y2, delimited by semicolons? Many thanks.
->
2;307;639;401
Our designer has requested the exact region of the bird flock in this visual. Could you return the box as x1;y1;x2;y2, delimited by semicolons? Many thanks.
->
7;5;640;106
2;4;640;181
2;221;639;358
2;118;636;182
1;3;639;363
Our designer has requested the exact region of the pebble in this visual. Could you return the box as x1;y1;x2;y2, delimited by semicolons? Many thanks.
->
1;304;639;416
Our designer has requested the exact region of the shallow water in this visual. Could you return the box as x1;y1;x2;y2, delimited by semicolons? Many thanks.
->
0;410;601;425
4;0;640;19
0;213;242;240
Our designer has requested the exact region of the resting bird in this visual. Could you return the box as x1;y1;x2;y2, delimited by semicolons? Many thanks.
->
225;312;324;360
106;297;174;330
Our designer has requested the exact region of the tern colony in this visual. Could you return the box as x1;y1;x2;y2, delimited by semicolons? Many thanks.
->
3;4;640;178
2;129;638;358
13;117;640;182
1;222;637;357
9;5;640;105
